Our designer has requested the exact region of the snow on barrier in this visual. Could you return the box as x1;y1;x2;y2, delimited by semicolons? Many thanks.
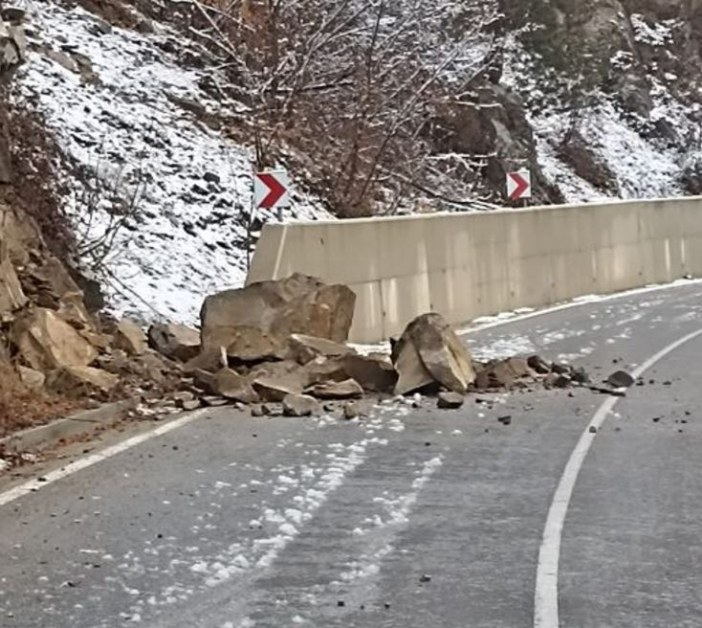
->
247;197;702;343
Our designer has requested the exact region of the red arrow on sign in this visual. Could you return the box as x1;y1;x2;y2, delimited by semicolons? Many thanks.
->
507;171;531;201
256;172;287;209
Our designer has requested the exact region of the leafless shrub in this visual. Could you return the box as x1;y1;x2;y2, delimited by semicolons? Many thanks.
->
169;0;501;215
73;156;146;273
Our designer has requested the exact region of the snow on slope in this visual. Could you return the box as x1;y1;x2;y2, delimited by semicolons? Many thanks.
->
503;28;696;204
14;1;331;325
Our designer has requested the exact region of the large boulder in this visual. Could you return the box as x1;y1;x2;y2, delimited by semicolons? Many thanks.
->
200;273;356;360
148;322;200;362
14;308;97;372
392;313;476;395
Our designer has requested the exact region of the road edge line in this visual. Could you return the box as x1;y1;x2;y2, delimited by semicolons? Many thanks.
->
0;409;209;509
533;327;702;628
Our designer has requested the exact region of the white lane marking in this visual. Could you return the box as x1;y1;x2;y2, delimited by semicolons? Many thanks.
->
461;278;702;336
0;410;209;509
534;327;702;628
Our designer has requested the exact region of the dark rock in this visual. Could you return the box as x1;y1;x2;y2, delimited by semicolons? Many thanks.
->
607;370;635;388
571;367;590;384
527;355;551;374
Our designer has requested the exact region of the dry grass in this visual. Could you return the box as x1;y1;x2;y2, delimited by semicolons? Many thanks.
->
0;363;81;439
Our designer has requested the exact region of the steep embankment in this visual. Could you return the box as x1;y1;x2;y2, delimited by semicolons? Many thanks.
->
11;1;330;324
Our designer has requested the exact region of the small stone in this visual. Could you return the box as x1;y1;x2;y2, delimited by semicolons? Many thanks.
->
262;403;283;417
181;399;201;411
251;405;265;417
200;395;229;407
282;394;321;417
607;370;635;388
343;401;362;420
497;415;512;426
652;417;661;423
554;374;572;388
437;391;464;409
337;601;345;608
589;425;597;433
551;362;571;375
571;367;590;384
419;574;432;583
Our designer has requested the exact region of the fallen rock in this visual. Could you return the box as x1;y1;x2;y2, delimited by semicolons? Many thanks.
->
262;402;284;417
17;364;45;390
78;330;113;352
343;400;368;420
200;273;356;357
225;325;285;362
283;394;321;417
57;292;94;330
253;374;304;402
251;404;265;417
393;313;475;395
181;399;202;411
571;367;590;384
183;347;226;375
553;374;572;388
527;355;551;375
437;391;465;409
211;368;259;403
308;378;364;400
289;333;356;365
200;395;229;407
303;356;352;387
170;390;195;406
114;319;148;356
607;370;635;388
14;308;97;372
47;365;119;395
148;323;200;362
551;362;571;375
475;357;532;390
335;353;397;393
393;336;435;395
0;242;27;313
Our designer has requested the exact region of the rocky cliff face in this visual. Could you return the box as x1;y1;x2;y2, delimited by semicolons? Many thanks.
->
496;0;702;201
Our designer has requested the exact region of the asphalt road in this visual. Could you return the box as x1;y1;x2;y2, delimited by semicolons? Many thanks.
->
2;282;702;628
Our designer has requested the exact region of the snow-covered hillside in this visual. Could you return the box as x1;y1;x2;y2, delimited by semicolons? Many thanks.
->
13;1;330;324
7;0;702;327
502;2;702;203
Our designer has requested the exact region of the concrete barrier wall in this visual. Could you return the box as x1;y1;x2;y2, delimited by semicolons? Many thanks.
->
247;197;702;343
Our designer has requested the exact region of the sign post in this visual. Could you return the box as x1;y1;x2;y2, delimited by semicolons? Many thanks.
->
254;169;291;222
506;169;532;205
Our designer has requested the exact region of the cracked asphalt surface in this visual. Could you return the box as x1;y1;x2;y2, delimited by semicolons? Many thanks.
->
1;282;702;628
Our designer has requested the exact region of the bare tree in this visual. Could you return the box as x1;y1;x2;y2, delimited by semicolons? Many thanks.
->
171;0;501;214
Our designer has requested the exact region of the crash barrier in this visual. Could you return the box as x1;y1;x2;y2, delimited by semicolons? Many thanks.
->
247;197;702;343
